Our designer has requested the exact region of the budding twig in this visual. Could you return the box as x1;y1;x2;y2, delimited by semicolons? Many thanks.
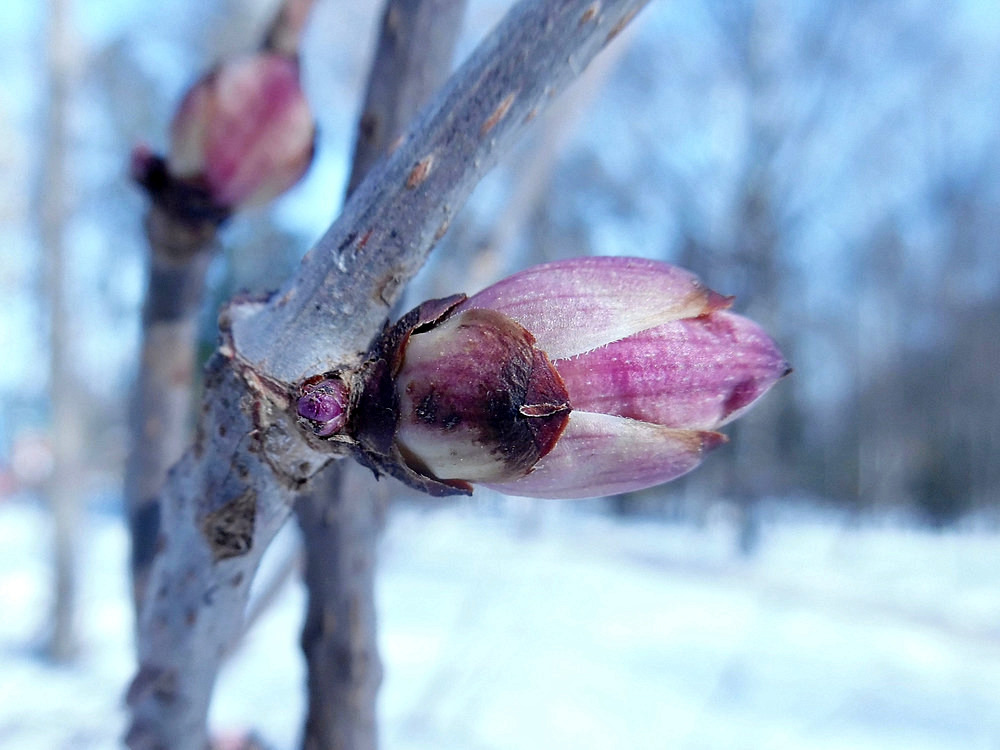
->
126;1;651;747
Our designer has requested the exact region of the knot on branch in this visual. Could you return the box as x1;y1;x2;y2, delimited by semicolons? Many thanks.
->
200;489;257;561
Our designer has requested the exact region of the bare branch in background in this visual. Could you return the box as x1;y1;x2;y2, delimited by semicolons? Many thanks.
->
123;209;218;615
262;0;319;55
346;0;468;195
126;1;650;747
295;3;466;748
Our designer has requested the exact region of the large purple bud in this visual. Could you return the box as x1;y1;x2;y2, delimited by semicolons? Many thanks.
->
359;257;789;499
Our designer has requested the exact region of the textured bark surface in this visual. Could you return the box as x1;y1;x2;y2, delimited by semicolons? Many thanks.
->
126;354;332;750
296;3;466;747
126;1;650;747
125;208;218;614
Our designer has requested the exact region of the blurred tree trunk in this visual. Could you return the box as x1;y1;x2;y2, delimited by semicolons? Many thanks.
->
296;3;465;748
39;0;84;662
124;211;218;614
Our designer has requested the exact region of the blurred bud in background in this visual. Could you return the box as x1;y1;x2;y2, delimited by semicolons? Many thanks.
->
131;51;315;222
167;52;315;210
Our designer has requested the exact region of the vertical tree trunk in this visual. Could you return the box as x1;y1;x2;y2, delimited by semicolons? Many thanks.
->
296;3;466;748
298;464;385;750
40;0;84;663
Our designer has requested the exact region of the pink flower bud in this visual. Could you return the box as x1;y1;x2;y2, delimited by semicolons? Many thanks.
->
168;52;315;210
355;257;789;499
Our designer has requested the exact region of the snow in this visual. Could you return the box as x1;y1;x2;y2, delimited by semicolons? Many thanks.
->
1;498;998;749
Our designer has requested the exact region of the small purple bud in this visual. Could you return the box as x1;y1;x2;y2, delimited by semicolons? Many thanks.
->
297;378;349;437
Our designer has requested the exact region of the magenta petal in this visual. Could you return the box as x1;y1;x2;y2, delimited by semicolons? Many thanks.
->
168;54;314;208
483;411;724;499
554;311;790;430
205;55;313;207
459;257;728;360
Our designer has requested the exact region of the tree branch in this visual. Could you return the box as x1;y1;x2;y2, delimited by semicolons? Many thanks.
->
262;0;318;55
126;1;650;747
41;0;84;662
346;0;467;195
229;0;650;384
124;208;218;614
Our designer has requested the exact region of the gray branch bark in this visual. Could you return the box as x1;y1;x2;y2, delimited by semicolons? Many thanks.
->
124;209;217;615
126;1;650;747
296;2;466;749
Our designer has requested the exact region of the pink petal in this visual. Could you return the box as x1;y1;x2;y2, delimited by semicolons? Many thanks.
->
168;54;314;208
483;411;725;499
204;54;313;207
459;257;729;360
168;79;214;177
554;311;790;430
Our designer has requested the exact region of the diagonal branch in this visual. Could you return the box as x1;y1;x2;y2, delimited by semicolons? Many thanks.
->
229;0;650;384
126;1;650;747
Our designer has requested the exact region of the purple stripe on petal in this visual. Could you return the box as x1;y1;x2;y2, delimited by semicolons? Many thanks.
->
483;411;723;499
554;311;789;430
459;257;727;360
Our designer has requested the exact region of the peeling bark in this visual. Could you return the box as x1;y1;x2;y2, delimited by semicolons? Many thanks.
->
126;354;331;750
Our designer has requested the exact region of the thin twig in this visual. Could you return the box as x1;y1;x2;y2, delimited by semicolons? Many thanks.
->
262;0;319;55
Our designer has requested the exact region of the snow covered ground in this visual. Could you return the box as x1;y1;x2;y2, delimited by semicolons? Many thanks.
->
1;496;999;749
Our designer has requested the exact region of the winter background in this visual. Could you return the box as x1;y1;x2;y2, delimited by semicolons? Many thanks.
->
2;0;1000;748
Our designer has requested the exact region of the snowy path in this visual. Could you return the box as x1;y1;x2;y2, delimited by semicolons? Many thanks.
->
1;499;998;749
